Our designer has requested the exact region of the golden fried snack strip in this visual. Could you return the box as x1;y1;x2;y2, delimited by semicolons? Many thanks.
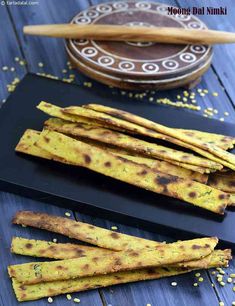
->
12;249;231;302
35;130;230;213
8;237;218;284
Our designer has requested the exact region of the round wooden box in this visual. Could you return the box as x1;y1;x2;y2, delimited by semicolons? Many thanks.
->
66;1;213;90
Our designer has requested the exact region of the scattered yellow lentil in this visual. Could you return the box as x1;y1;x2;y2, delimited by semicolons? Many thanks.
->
6;77;20;92
193;283;198;287
62;69;67;73
232;302;235;306
2;66;8;71
10;67;15;72
74;298;81;303
48;297;53;303
227;277;232;283
146;304;151;306
211;271;216;275
233;286;235;292
66;294;72;300
220;281;225;286
19;60;25;66
84;81;92;88
38;62;44;67
230;274;235;278
171;281;177;286
65;212;71;217
198;277;204;282
224;111;229;116
212;92;219;97
111;226;118;230
220;118;224;122
14;57;19;62
219;302;224;306
195;273;201;277
52;238;57;243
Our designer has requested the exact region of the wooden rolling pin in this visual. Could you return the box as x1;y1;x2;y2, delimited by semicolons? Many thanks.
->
23;24;235;45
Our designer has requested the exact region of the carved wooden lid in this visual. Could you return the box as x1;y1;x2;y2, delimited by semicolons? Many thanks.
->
66;1;213;89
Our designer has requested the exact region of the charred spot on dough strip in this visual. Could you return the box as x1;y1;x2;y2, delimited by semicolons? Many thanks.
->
155;176;179;186
25;243;33;249
43;136;50;143
137;169;148;176
192;245;201;249
83;154;91;164
110;232;120;239
104;161;111;167
188;192;197;198
219;194;226;200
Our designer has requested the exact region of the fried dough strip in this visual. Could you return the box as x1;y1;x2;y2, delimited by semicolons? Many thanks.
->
12;211;163;251
178;129;235;150
15;129;207;183
44;118;219;170
8;237;218;284
12;248;231;302
11;237;228;272
11;237;112;259
208;171;235;193
83;104;235;170
35;130;230;213
37;102;221;173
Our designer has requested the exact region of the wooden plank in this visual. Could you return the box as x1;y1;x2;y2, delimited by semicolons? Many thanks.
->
87;0;235;124
0;6;26;106
6;0;234;125
7;0;90;81
74;211;220;306
176;0;235;106
80;1;232;305
0;2;102;304
210;260;235;306
2;0;234;305
0;192;103;306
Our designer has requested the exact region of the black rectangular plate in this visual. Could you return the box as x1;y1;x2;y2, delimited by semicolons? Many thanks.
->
1;73;235;247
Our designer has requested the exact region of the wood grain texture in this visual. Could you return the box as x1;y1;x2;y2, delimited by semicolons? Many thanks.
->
0;6;26;106
23;24;235;44
0;192;103;306
7;0;89;78
74;212;220;306
0;0;235;305
177;0;235;106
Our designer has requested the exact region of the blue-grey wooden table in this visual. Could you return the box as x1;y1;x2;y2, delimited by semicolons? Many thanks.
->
1;1;235;305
